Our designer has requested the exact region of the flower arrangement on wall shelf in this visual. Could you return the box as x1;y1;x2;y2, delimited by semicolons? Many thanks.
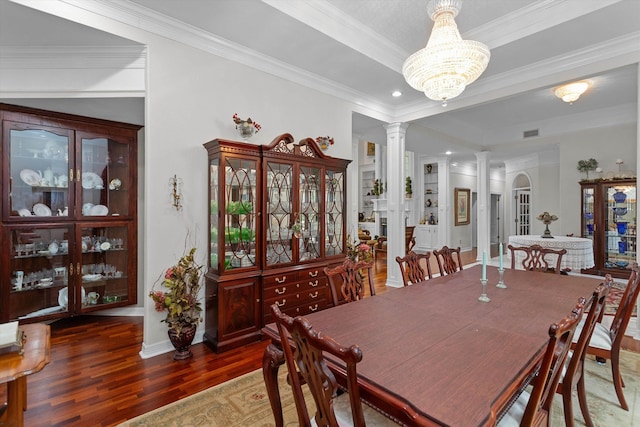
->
315;136;334;151
233;113;261;139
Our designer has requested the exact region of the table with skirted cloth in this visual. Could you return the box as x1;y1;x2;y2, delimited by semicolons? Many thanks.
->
508;235;595;271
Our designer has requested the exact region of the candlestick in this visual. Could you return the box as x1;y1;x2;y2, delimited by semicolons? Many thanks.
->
478;279;490;302
499;242;503;270
482;251;487;281
496;268;507;289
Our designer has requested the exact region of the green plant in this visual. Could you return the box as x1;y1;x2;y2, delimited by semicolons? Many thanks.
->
149;247;203;333
405;176;413;195
577;158;598;180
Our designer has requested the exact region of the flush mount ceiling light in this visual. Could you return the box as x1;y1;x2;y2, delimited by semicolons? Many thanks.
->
554;81;589;103
402;0;490;106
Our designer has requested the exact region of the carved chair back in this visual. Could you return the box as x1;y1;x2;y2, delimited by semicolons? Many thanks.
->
324;258;375;306
271;304;366;427
508;244;566;274
395;251;434;286
433;246;463;276
517;300;585;426
559;277;612;427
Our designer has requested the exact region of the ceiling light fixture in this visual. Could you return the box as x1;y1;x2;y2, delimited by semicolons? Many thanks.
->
554;81;589;104
392;90;402;97
402;0;490;106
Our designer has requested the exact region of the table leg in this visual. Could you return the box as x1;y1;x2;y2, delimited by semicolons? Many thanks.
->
0;377;26;427
262;343;284;427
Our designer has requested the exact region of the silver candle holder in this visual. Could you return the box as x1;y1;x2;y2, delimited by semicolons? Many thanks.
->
478;279;490;302
496;268;507;288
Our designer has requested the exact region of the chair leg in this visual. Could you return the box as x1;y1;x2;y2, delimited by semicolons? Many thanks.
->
576;374;595;427
562;385;575;427
610;352;629;410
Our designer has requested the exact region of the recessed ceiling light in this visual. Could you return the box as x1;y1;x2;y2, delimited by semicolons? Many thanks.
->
451;162;458;167
392;91;402;97
445;151;452;155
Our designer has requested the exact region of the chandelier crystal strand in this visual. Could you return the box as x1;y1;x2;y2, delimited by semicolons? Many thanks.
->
402;0;490;105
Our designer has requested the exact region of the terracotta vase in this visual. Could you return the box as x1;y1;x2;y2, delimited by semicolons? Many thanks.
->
167;323;197;360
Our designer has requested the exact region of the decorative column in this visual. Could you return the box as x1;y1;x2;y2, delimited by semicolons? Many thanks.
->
475;151;491;262
383;122;408;288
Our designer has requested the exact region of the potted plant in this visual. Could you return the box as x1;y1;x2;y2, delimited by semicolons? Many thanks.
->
577;158;598;181
405;176;413;198
149;247;203;360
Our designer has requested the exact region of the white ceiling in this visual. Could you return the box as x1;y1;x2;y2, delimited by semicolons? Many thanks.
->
1;0;639;166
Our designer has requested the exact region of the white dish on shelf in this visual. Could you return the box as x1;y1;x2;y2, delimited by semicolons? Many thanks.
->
18;208;32;217
33;203;52;217
89;204;109;216
58;287;85;309
82;274;102;282
109;178;122;190
82;172;104;189
100;241;111;251
20;169;42;186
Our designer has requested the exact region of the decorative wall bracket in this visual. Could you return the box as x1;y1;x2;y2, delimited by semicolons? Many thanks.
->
170;174;183;211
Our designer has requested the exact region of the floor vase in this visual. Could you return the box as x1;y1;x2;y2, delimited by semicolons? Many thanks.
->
168;324;197;360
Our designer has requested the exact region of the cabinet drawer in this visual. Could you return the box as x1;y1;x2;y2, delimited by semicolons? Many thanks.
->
263;282;300;300
263;272;299;289
263;297;328;324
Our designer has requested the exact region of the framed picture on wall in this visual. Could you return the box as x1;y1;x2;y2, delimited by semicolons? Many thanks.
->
367;142;375;156
454;188;470;226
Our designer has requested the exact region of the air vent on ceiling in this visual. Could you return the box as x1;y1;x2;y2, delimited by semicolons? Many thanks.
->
523;129;539;138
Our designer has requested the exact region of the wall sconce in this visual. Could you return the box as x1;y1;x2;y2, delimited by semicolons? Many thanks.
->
169;174;183;211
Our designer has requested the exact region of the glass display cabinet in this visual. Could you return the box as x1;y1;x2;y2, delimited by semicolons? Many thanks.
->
203;134;350;352
0;103;140;323
581;179;636;279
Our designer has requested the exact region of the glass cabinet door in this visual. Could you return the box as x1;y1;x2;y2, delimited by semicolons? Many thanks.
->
604;183;636;271
6;123;73;219
582;185;595;239
8;225;73;321
221;157;257;272
80;224;132;308
299;166;321;262
265;161;294;266
325;169;345;256
79;133;131;218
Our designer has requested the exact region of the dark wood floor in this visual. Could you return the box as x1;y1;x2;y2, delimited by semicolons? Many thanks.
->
3;250;638;427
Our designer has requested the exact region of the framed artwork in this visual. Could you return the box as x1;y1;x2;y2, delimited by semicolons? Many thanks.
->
367;142;375;156
454;188;470;226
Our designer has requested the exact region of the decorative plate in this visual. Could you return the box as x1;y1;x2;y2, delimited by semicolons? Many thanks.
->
18;208;32;217
100;241;111;251
81;172;104;189
109;178;122;190
33;203;52;217
82;274;102;282
20;169;42;186
89;204;109;216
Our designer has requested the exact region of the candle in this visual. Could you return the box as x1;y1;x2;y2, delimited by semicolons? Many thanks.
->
482;251;487;281
499;242;503;270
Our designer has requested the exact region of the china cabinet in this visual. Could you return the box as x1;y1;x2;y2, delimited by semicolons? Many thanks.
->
580;179;636;279
203;134;350;352
0;103;140;323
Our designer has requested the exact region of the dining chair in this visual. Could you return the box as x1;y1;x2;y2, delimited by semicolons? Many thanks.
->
433;246;463;276
498;299;585;427
507;244;567;274
557;277;612;427
576;262;640;411
324;258;375;306
270;304;400;427
373;226;416;262
395;251;434;286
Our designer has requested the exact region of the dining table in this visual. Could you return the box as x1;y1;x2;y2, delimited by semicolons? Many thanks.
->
507;235;595;271
262;264;603;427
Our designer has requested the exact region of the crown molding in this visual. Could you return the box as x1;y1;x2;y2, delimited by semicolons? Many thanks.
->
0;45;146;69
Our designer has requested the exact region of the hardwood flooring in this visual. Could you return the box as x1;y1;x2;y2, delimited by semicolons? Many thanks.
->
2;249;638;426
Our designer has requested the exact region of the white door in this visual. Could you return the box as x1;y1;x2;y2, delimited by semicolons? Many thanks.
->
514;190;531;235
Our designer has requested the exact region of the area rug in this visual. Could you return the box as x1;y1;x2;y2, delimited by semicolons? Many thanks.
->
119;351;640;427
605;279;637;317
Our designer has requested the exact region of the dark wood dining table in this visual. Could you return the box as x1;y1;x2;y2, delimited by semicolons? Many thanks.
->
262;265;603;426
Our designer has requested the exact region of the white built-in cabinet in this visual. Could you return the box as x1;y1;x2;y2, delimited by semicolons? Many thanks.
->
415;160;445;250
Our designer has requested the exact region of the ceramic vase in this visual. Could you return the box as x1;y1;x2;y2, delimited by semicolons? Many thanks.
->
612;190;627;203
617;222;628;235
618;240;627;254
168;323;197;360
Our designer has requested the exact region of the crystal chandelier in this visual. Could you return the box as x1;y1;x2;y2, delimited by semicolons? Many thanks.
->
554;81;589;103
402;0;490;106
